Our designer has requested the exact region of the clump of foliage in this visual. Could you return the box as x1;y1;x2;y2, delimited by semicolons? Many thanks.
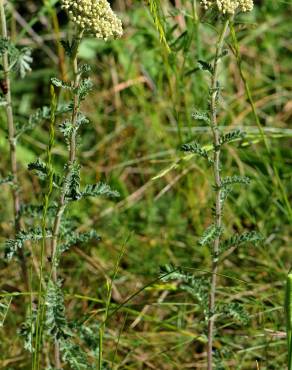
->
1;0;122;368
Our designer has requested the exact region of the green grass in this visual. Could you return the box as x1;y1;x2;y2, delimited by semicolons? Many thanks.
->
0;0;291;369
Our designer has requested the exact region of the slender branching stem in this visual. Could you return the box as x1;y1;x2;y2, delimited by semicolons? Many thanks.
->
51;43;80;282
0;0;29;291
207;18;230;370
49;34;82;368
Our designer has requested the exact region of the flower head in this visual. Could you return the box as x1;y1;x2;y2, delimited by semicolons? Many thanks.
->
201;0;253;14
61;0;123;40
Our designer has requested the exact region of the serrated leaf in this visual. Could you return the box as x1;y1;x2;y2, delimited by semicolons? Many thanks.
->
220;129;245;146
0;39;32;78
59;119;74;141
58;230;101;256
222;302;250;325
198;60;214;74
28;159;61;187
18;310;36;353
5;228;51;260
45;280;70;339
75;79;93;101
16;48;33;78
181;142;212;162
60;339;91;370
192;111;210;123
220;231;263;254
160;265;209;307
199;224;223;246
76;112;89;126
51;77;73;90
220;175;251;188
78;64;91;76
20;203;57;218
82;182;120;199
64;162;81;201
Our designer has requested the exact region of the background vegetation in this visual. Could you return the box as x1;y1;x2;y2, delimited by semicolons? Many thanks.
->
0;0;291;368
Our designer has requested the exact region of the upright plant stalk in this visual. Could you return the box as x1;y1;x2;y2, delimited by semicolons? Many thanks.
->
0;0;29;290
31;0;123;366
33;38;82;370
286;271;292;370
33;86;57;370
49;35;82;368
51;38;81;283
207;19;230;370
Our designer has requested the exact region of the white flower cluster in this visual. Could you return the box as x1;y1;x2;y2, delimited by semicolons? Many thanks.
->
201;0;253;14
61;0;123;40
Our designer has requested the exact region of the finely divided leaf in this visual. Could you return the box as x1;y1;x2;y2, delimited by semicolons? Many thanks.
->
222;302;250;325
192;111;210;123
220;129;245;146
51;77;73;90
45;280;69;339
199;224;223;246
5;228;51;260
58;230;101;255
198;60;214;74
220;231;263;254
181;142;211;162
65;162;81;201
60;339;91;370
220;175;251;188
82;182;120;199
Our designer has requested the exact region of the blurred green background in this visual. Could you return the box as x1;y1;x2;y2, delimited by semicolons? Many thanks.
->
0;0;291;368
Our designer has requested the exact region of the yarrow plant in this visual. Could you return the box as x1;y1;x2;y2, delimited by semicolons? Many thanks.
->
151;0;265;369
2;0;123;369
187;2;260;369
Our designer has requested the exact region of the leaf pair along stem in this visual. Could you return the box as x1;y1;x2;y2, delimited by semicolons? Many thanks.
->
207;18;230;370
0;0;29;290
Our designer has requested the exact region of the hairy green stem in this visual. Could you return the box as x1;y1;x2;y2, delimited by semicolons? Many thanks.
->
51;46;80;281
0;0;29;291
48;35;82;368
207;18;230;370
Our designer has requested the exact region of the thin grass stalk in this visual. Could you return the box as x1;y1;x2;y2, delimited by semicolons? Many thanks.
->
33;86;57;370
98;240;127;369
229;22;292;222
43;0;67;80
286;271;292;370
207;18;230;370
0;0;29;291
